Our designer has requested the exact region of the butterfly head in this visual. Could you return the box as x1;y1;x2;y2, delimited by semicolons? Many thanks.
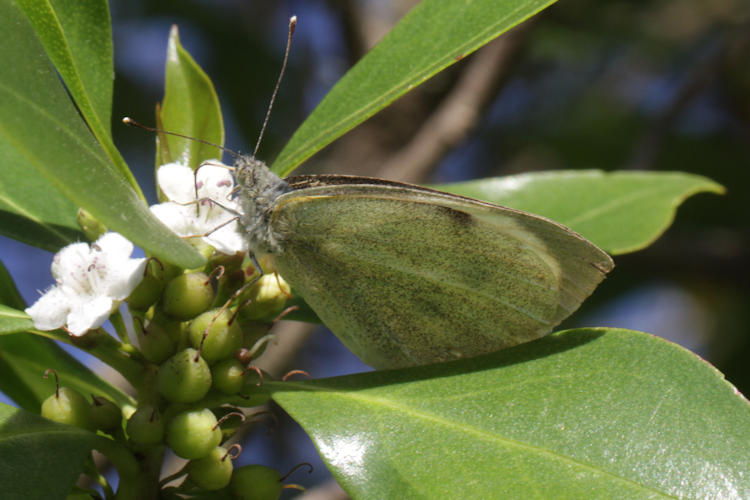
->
234;154;292;255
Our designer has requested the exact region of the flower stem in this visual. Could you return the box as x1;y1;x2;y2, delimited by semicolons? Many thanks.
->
30;328;145;390
77;330;145;387
96;440;165;500
109;309;130;344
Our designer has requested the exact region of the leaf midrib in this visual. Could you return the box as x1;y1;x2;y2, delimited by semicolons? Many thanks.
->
275;381;675;497
561;182;706;228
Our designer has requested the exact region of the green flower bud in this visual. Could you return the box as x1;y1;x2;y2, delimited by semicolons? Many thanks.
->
187;446;234;490
163;272;215;320
76;208;107;242
230;465;282;500
239;275;290;321
136;320;177;364
150;309;185;345
41;386;92;430
157;348;212;403
166;408;221;459
89;396;121;431
126;405;164;445
188;309;242;363
214;269;247;306
127;259;169;311
211;358;246;394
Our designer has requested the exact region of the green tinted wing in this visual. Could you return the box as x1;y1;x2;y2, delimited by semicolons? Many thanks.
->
269;182;612;369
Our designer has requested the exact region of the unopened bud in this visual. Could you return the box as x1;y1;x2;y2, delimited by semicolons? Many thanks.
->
240;274;290;321
162;272;215;320
128;259;168;311
76;209;107;241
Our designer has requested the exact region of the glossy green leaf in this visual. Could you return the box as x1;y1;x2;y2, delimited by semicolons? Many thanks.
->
16;0;141;194
0;305;32;335
435;170;724;254
0;329;132;412
16;0;112;135
0;402;104;500
273;0;557;175
0;0;204;267
0;1;84;250
156;25;225;177
271;328;750;499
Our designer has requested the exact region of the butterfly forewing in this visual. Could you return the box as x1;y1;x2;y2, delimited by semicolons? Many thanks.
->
263;177;613;369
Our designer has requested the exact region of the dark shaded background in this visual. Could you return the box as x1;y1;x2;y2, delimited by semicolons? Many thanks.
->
2;0;748;496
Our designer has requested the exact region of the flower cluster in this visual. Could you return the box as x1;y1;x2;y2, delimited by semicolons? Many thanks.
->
25;162;259;336
27;164;294;495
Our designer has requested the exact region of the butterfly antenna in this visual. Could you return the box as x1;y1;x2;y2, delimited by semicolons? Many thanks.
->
253;15;297;157
122;117;240;158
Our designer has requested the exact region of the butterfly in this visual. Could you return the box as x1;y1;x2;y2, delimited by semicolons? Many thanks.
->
234;155;614;369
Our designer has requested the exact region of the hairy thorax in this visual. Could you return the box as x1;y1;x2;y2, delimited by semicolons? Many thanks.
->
234;155;292;255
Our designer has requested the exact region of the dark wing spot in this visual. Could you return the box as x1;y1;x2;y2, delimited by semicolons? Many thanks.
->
435;205;474;226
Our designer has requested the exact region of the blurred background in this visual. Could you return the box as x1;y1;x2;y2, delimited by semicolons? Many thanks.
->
2;0;749;497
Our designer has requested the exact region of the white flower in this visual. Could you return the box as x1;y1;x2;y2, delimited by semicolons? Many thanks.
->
150;162;247;254
25;233;147;336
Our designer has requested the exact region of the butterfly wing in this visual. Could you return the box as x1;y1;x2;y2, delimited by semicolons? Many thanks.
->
266;176;613;369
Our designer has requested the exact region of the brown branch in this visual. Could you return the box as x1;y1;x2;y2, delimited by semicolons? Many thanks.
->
326;0;369;64
376;21;533;183
254;321;316;378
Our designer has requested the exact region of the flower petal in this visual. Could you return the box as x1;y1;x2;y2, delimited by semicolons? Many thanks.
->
196;163;235;202
51;241;91;283
66;296;114;336
94;232;135;264
157;162;199;203
206;221;248;255
24;286;71;331
105;257;148;300
150;202;198;236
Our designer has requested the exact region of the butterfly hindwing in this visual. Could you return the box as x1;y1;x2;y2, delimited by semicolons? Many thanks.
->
262;177;613;369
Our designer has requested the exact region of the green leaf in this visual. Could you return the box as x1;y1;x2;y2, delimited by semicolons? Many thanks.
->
0;356;41;415
0;2;83;250
435;170;725;254
0;402;104;500
0;330;132;412
0;305;33;335
16;0;142;195
16;0;112;135
157;25;225;175
0;267;38;410
0;165;83;251
273;0;558;175
0;260;27;310
0;0;204;267
270;328;750;499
